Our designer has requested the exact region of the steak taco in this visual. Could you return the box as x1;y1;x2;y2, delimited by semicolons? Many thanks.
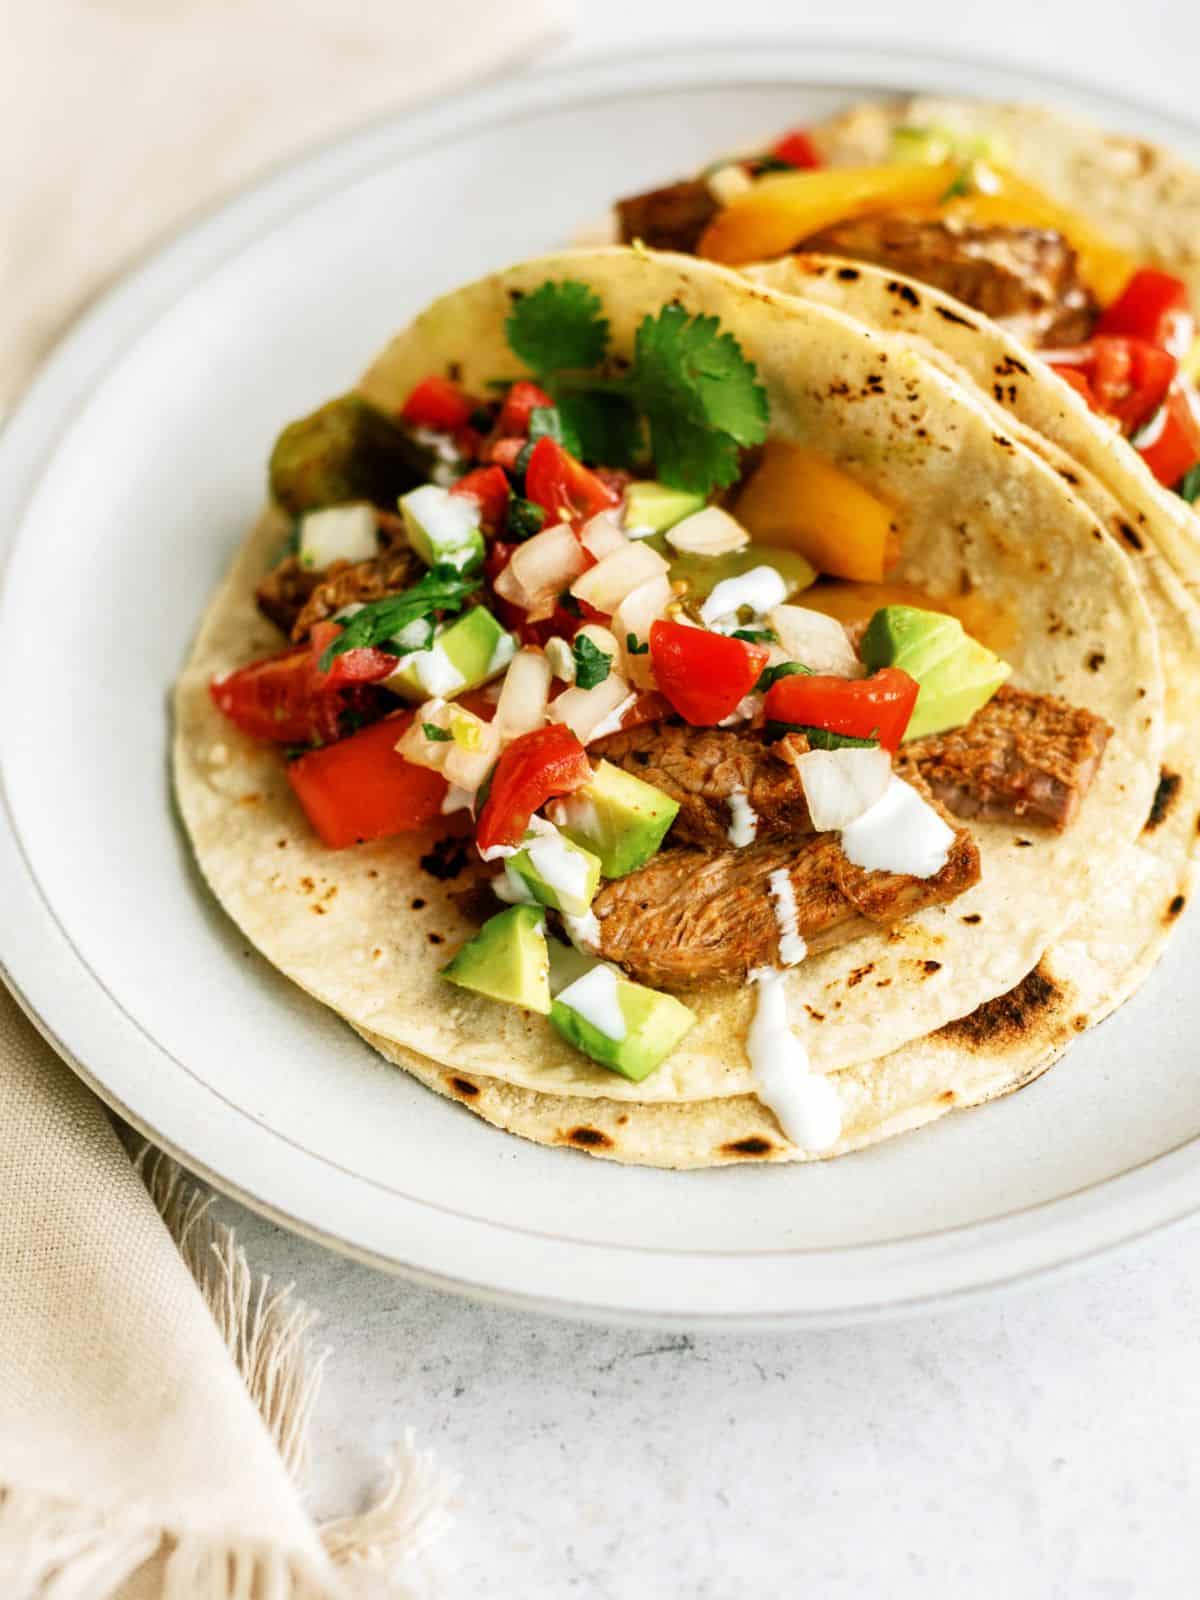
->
611;96;1200;517
175;249;1173;1166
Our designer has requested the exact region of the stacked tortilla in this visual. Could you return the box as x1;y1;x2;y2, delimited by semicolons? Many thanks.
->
174;246;1199;1166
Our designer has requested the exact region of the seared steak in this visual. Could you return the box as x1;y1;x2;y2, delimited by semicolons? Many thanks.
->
591;721;812;848
797;217;1098;347
897;685;1112;832
615;179;718;254
592;803;980;989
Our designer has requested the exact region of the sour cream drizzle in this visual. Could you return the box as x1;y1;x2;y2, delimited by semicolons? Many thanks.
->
727;786;759;848
747;969;841;1153
767;870;807;967
839;777;954;879
556;964;626;1040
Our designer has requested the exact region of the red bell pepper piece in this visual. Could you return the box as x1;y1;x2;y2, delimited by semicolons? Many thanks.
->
524;438;619;528
286;713;447;848
474;725;592;854
770;129;822;170
1045;337;1176;436
1097;269;1191;354
648;620;770;726
497;380;555;436
400;375;474;432
1137;385;1200;488
764;667;919;752
451;465;510;532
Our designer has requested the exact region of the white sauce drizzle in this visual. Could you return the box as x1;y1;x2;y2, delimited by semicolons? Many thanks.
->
394;640;465;698
726;786;759;848
700;566;789;631
747;969;841;1152
839;776;954;879
525;827;592;915
556;964;626;1041
767;870;807;967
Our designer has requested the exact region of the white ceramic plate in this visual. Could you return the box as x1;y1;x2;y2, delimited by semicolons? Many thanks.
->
4;42;1200;1328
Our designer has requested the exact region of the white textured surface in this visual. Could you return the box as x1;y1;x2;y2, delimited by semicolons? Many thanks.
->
199;7;1200;1594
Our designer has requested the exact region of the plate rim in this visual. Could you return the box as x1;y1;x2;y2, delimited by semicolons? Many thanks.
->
4;37;1200;1328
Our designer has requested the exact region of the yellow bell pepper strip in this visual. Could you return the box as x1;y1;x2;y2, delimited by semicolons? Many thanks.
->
731;440;899;583
696;164;960;266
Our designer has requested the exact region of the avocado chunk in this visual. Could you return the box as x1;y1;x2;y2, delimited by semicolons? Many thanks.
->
552;760;679;878
624;481;707;535
550;964;696;1082
400;484;485;573
269;394;429;516
384;605;514;701
670;543;816;606
441;905;550;1015
507;828;602;918
861;604;1011;740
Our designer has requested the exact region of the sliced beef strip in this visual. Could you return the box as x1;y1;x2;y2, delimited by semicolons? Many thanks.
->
254;510;415;641
592;799;979;990
898;684;1113;832
590;721;812;848
615;178;718;254
797;216;1098;347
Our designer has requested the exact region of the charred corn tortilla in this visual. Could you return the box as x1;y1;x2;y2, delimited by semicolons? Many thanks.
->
174;250;1166;1165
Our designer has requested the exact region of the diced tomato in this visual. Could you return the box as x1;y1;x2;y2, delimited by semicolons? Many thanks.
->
1097;269;1191;353
524;438;619;528
770;129;822;170
457;688;499;722
1045;337;1176;436
1138;385;1200;487
451;424;484;462
210;624;394;746
286;714;446;849
648;621;770;726
451;465;510;532
487;436;527;470
475;725;593;854
305;622;397;691
1054;367;1096;404
764;666;919;752
400;375;474;432
497;380;554;436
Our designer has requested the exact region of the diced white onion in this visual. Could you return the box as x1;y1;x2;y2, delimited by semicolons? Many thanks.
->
297;504;378;570
768;606;864;677
701;565;788;630
395;700;451;772
544;636;575;684
839;776;954;878
580;510;629;561
796;746;891;831
495;648;552;739
664;506;750;558
562;909;601;954
575;622;620;661
707;162;754;206
495;524;587;619
612;574;673;686
441;784;476;816
548;671;633;744
587;690;640;744
571;542;669;614
442;716;500;791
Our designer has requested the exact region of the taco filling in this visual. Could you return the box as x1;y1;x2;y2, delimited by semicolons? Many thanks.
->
614;112;1200;505
204;269;1120;1151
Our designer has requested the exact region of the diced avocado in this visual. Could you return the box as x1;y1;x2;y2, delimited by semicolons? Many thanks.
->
385;606;515;701
552;760;679;878
441;905;550;1014
624;481;707;535
670;543;816;605
508;831;602;919
400;484;484;573
860;604;1011;740
550;964;695;1082
269;394;429;516
889;123;1008;168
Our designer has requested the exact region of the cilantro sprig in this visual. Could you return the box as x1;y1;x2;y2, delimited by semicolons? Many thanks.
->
572;635;613;690
767;721;879;750
503;279;769;495
755;660;811;692
318;567;480;669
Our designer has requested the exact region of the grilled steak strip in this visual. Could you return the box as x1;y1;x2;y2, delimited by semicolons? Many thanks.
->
796;217;1098;348
592;801;980;990
591;721;812;848
897;685;1112;832
615;179;718;254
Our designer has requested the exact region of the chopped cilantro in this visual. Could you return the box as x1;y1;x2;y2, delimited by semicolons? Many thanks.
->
558;593;583;617
755;660;811;691
625;633;650;655
505;282;610;375
939;166;973;202
555;389;641;467
733;627;777;645
1178;464;1200;504
422;723;453;742
318;568;480;670
767;721;878;749
528;405;564;445
572;634;613;690
507;496;546;539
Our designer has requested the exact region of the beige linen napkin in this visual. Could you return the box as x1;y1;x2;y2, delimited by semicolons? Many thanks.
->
0;2;566;1595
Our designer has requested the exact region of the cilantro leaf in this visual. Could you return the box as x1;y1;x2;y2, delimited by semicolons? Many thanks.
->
572;635;613;690
423;723;452;742
630;306;768;493
767;721;878;750
1178;464;1200;504
505;282;609;377
625;633;650;656
755;660;811;692
319;568;480;669
554;389;642;467
528;405;564;445
732;627;777;645
507;496;546;539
